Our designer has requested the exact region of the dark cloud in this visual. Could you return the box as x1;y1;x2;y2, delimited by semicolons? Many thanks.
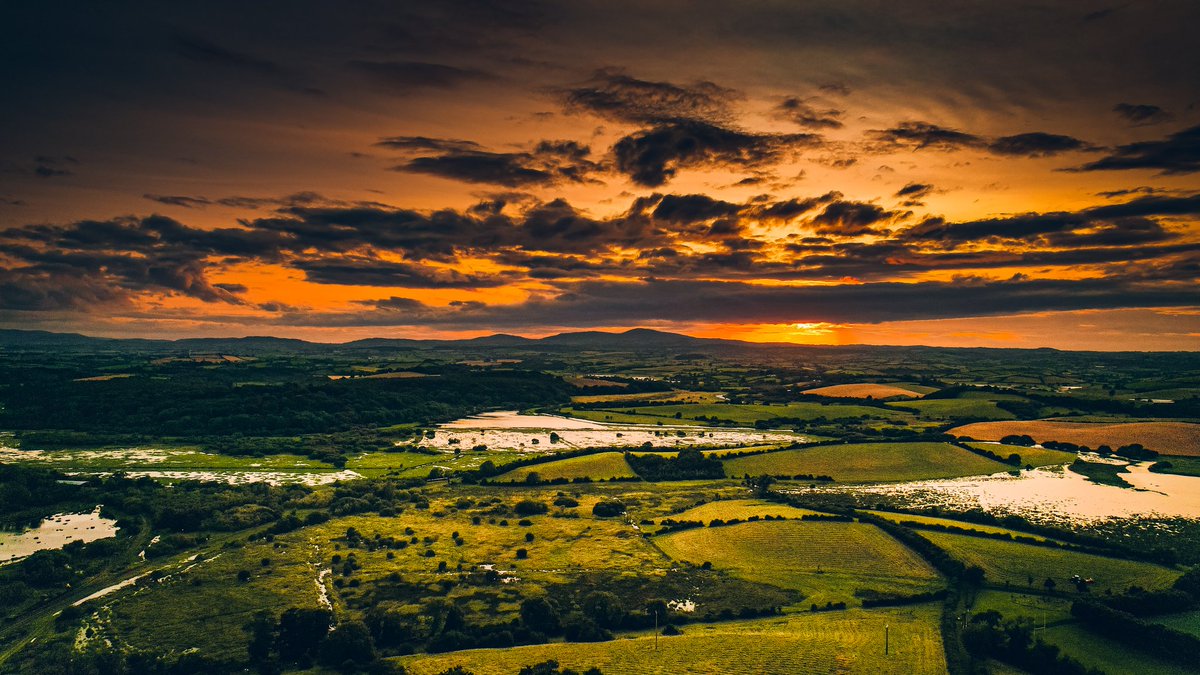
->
811;201;898;236
774;98;844;129
307;275;1199;329
901;193;1200;245
144;194;213;208
171;32;321;95
1113;103;1171;126
558;69;739;124
648;194;742;223
869;122;981;151
986;132;1093;157
895;183;934;199
871;123;1094;158
612;120;819;187
295;258;512;288
818;83;852;96
1071;124;1200;175
381;136;602;187
349;60;496;93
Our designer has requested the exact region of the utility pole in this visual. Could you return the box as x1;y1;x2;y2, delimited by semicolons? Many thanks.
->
885;624;889;655
654;610;659;651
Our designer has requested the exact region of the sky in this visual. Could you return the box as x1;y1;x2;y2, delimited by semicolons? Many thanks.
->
1;1;1198;350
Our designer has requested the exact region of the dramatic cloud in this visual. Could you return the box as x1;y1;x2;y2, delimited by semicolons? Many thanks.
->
901;193;1200;245
380;136;602;187
986;133;1093;157
1113;103;1172;126
612;121;819;187
774;97;845;130
1071;124;1200;175
810;201;899;235
558;69;739;124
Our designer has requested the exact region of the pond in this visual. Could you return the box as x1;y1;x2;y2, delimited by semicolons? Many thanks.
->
0;506;119;563
797;459;1200;524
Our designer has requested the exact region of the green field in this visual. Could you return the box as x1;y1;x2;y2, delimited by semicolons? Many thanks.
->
655;520;942;605
398;605;947;675
562;408;708;426
1152;456;1200;477
963;442;1076;467
496;452;637;482
969;589;1074;626
888;398;1016;420
722;443;1011;483
1154;609;1200;638
920;531;1182;592
666;499;821;523
1040;623;1197;675
863;511;1058;543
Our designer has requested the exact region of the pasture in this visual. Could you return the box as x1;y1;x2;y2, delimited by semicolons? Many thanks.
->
1040;623;1197;675
398;605;947;675
948;420;1200;456
654;520;942;606
665;498;821;523
495;452;636;482
920;531;1182;592
722;442;1011;483
887;398;1016;421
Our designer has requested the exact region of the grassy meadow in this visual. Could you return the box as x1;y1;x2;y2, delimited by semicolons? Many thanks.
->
722;442;1011;482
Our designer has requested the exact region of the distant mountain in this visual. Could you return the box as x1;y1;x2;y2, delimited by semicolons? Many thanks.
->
0;327;740;352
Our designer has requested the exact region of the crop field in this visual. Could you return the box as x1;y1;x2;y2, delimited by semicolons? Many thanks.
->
495;452;636;482
963;442;1076;467
919;531;1182;592
665;498;821;523
887;398;1016;421
801;383;922;399
948;420;1200;456
722;443;1011;483
1040;623;1197;675
655;520;942;605
862;511;1058;543
398;605;947;675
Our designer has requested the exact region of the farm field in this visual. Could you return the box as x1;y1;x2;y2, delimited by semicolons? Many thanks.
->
665;498;821;523
1154;609;1200;637
570;390;725;405
655;519;943;605
1040;623;1197;675
722;442;1011;483
801;383;922;399
398;605;948;675
862;511;1058;543
495;451;636;482
949;420;1200;455
920;530;1182;592
887;398;1016;421
963;442;1076;467
969;589;1074;625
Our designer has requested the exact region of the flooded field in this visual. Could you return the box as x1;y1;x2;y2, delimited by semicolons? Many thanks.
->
797;459;1200;524
427;410;805;453
0;506;119;563
110;469;362;486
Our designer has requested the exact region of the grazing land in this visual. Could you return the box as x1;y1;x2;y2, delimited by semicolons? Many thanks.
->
950;420;1200;455
1;333;1199;674
495;452;636;482
920;530;1182;592
399;606;947;675
722;442;1011;483
655;520;943;605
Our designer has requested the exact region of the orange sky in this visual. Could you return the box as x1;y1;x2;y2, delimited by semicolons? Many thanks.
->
0;2;1197;350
